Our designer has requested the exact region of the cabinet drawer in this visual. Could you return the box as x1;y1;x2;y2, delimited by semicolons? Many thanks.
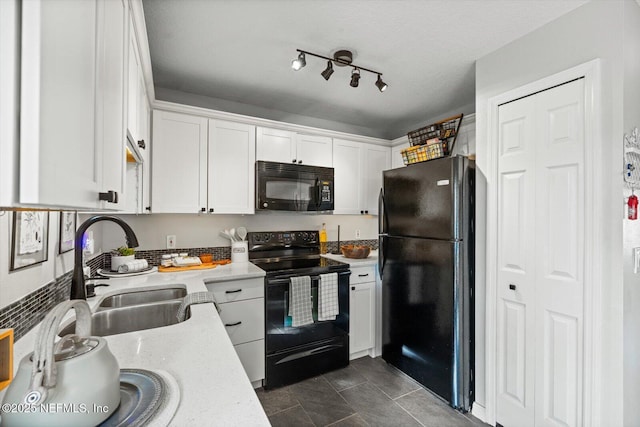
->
234;339;265;384
349;266;376;285
206;277;264;303
219;298;264;344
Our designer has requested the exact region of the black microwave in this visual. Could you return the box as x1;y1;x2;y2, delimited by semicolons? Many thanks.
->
256;161;334;212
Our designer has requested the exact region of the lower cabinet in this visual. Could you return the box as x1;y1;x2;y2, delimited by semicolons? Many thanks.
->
206;277;265;388
349;266;376;358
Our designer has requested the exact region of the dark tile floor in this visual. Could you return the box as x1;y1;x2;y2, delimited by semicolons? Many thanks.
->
255;356;488;427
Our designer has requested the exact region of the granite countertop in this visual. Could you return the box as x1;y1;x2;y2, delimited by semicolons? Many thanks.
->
322;250;379;268
1;262;270;426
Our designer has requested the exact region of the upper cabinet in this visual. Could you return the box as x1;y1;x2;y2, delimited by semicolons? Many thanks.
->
333;139;390;215
390;142;410;169
3;0;128;210
256;127;332;167
151;111;256;214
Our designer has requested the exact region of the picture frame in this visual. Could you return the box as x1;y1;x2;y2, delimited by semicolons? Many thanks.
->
10;211;50;271
58;211;76;254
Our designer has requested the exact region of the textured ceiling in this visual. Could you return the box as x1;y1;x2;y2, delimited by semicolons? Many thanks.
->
142;0;589;139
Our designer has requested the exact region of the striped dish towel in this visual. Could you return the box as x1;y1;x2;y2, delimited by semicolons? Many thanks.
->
288;276;313;327
318;272;339;321
176;292;219;322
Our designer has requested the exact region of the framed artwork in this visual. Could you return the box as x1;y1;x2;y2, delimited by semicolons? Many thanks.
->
58;211;76;254
10;211;49;271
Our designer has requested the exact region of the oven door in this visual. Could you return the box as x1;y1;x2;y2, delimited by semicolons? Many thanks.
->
256;161;334;212
265;271;349;354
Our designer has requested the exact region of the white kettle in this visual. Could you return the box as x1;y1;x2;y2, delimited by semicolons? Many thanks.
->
2;300;121;426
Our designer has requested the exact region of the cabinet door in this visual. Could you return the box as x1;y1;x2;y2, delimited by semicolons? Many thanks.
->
139;94;151;213
208;119;256;214
127;18;140;144
256;127;296;164
332;139;362;215
350;281;375;355
151;110;208;213
20;0;101;208
362;143;390;215
391;143;409;169
97;0;127;210
296;134;333;167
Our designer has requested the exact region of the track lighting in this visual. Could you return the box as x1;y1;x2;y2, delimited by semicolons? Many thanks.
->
350;68;360;88
375;74;388;92
321;60;334;80
291;52;306;71
291;49;388;92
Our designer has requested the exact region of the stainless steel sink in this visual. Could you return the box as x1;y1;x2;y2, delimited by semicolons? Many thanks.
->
98;287;187;309
59;300;191;337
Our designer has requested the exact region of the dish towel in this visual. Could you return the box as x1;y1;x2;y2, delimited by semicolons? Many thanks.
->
318;273;339;321
176;292;219;322
288;276;313;327
117;259;148;273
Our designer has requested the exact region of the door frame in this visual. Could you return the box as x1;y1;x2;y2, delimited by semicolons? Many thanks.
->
483;59;602;426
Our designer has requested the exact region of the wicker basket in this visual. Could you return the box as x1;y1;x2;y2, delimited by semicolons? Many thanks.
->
401;142;445;165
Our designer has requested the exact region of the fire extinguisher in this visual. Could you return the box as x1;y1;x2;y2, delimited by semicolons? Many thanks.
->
629;193;638;220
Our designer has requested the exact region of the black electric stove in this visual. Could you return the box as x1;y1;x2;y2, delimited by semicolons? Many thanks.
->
248;230;351;389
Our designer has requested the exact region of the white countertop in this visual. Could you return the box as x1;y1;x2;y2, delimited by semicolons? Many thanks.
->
2;262;270;426
322;250;379;267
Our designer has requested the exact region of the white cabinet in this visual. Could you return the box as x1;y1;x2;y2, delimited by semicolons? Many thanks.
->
151;110;208;213
333;139;390;215
206;277;265;387
349;265;376;358
208;119;256;214
151;111;255;214
11;0;127;210
391;142;410;169
256;127;332;167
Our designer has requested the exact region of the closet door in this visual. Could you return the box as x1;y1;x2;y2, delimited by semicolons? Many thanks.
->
496;78;585;427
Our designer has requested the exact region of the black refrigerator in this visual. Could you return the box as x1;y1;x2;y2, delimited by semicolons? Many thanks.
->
379;155;474;411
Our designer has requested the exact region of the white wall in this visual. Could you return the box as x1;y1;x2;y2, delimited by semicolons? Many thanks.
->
623;1;640;425
100;213;377;252
475;0;625;423
0;211;75;308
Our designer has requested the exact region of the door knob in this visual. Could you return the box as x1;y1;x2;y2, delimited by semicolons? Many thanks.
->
509;284;516;290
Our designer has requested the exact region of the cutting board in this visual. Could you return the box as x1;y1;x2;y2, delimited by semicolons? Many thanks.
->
158;259;231;273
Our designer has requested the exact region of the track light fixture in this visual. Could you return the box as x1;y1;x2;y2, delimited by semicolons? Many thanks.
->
291;49;388;92
321;60;334;80
291;52;306;71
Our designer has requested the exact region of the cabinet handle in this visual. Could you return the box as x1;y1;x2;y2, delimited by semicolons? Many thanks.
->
509;284;516;290
225;289;242;294
351;286;355;291
292;159;297;163
200;207;206;212
209;208;214;213
358;274;369;277
224;321;242;327
360;210;364;214
365;210;369;214
137;140;146;150
99;190;118;203
298;160;302;164
145;206;151;211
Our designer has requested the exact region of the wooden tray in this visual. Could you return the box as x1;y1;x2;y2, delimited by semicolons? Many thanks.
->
158;259;231;273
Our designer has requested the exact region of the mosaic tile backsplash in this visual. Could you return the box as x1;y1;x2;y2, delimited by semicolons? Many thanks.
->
0;239;378;341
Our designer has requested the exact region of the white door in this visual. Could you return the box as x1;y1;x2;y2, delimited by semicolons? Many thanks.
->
296;134;333;167
390;142;409;169
256;127;296;164
151;110;208;213
350;281;375;355
208;119;256;214
362;143;390;215
332;138;362;215
496;79;585;427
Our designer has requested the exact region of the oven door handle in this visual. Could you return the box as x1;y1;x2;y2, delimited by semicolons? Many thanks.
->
268;276;321;285
274;344;344;365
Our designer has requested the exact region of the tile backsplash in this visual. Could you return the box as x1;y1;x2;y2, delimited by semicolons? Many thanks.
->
0;239;377;341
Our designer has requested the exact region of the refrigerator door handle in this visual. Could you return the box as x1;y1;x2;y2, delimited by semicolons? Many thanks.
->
378;236;385;277
378;188;387;234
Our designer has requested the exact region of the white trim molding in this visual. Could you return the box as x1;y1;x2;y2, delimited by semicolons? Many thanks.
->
484;59;602;426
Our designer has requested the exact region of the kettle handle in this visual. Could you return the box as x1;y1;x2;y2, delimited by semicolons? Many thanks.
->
25;300;92;405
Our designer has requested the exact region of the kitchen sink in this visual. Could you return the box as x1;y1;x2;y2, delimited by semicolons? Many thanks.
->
59;300;191;337
98;287;187;309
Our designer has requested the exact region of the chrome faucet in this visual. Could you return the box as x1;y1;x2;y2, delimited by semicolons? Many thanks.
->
71;215;139;300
